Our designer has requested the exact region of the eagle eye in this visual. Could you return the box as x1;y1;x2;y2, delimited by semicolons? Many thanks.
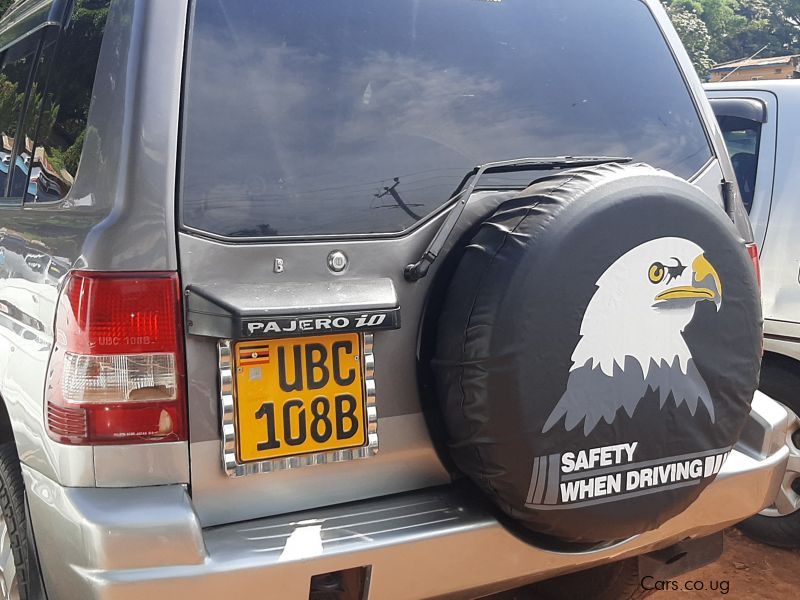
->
648;262;665;284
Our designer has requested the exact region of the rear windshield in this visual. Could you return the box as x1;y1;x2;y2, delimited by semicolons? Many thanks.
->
181;0;712;239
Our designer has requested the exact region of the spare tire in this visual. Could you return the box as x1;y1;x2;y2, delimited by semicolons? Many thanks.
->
433;162;761;543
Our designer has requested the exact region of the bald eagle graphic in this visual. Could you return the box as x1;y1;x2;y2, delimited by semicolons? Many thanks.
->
542;237;723;436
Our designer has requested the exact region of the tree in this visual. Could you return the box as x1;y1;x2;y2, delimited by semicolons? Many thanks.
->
663;0;800;75
772;0;800;50
665;3;715;75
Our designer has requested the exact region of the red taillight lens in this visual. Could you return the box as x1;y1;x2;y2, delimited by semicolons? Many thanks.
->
46;271;187;445
746;242;761;288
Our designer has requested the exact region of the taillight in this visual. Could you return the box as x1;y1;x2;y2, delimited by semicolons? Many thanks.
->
46;271;187;445
746;242;761;288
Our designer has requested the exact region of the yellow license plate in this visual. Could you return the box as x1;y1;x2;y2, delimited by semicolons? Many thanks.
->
233;333;366;463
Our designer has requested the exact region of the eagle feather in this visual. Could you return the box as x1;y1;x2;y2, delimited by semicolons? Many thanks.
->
541;237;720;436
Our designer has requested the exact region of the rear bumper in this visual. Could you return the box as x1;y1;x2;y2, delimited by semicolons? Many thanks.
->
27;392;791;600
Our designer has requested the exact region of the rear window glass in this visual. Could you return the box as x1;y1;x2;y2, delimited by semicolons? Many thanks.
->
181;0;712;238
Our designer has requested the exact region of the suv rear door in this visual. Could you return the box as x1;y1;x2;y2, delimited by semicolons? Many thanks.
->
707;90;778;250
179;0;716;527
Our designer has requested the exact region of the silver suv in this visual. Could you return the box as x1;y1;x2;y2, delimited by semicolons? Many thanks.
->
0;1;792;599
707;80;800;549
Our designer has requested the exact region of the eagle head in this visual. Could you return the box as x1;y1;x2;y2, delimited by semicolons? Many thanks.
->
543;237;722;435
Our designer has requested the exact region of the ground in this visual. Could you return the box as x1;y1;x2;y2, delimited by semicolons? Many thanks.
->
654;529;799;599
487;528;798;599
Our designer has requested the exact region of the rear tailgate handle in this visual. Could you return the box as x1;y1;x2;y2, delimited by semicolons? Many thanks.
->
185;279;400;340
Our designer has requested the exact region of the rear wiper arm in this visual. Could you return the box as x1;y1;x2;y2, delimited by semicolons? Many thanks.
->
403;155;631;282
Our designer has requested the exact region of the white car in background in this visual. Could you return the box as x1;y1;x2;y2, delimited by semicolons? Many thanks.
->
707;80;800;548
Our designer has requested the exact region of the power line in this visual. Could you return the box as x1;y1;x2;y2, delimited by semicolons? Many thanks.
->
718;45;769;82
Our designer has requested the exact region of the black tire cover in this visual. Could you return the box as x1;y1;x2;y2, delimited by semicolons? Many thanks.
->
434;162;762;543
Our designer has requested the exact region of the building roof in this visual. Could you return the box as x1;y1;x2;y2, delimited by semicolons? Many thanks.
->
711;54;800;73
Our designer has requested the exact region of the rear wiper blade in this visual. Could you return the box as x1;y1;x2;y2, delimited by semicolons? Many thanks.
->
403;155;631;282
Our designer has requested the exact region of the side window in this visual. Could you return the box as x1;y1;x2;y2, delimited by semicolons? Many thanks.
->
25;0;111;203
18;28;57;200
718;116;762;213
0;32;39;199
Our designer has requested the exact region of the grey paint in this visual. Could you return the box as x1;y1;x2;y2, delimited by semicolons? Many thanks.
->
764;320;800;363
0;1;774;595
0;0;190;486
691;158;725;197
26;392;791;599
0;0;122;483
180;164;734;525
185;278;398;338
94;441;190;487
706;89;778;251
0;0;748;501
706;82;800;357
649;0;754;240
180;211;448;438
192;413;449;527
179;0;749;526
188;279;398;315
644;0;753;241
76;0;182;273
179;193;513;523
738;390;794;459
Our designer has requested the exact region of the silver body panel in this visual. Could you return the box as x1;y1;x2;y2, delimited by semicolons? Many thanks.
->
0;0;748;493
191;413;449;527
94;442;190;487
178;0;750;526
705;81;800;359
179;215;459;523
0;0;775;597
26;392;790;600
0;0;189;487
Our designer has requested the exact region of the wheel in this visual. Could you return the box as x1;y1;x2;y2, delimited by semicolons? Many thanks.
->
0;442;31;600
737;356;800;549
433;162;761;543
499;559;649;600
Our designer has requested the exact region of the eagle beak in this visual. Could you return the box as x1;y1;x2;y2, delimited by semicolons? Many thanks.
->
654;254;722;309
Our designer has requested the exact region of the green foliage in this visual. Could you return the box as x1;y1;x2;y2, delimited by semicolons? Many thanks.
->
663;0;800;75
665;4;715;74
0;76;24;136
44;1;109;150
0;0;109;182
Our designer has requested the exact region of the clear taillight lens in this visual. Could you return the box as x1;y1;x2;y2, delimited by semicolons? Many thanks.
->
46;271;187;445
61;353;178;404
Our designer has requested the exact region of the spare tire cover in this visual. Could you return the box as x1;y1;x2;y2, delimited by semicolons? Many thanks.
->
434;163;761;543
